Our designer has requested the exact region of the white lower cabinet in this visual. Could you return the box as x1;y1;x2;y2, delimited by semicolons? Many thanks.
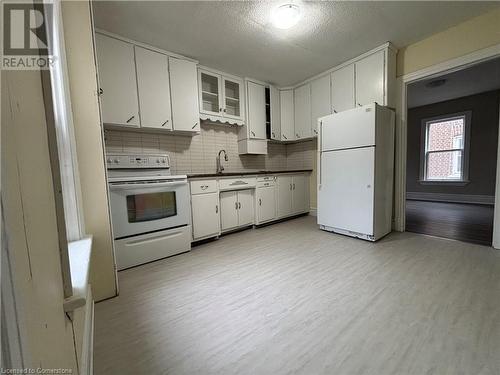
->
277;174;309;218
256;184;276;224
191;192;220;240
220;189;254;231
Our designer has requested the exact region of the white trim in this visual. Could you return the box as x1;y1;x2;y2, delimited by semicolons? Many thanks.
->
395;42;500;234
308;208;317;217
406;192;495;205
94;28;199;64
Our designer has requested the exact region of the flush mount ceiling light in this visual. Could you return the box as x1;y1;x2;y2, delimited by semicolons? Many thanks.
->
271;4;301;29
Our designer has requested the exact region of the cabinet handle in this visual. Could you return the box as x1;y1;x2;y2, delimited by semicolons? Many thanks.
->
251;131;256;136
239;202;241;209
161;120;169;127
98;88;103;96
201;185;208;190
296;133;300;138
216;205;218;213
313;129;318;134
219;107;223;112
272;132;275;137
126;115;135;123
259;198;262;206
223;108;226;113
333;109;337;114
235;202;238;210
282;134;287;140
192;122;198;129
357;103;362;107
289;184;292;190
293;183;295;190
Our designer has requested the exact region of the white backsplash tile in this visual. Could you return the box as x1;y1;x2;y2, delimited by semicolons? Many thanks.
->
103;124;316;175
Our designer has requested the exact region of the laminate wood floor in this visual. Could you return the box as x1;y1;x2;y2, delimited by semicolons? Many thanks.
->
94;216;500;375
405;200;494;246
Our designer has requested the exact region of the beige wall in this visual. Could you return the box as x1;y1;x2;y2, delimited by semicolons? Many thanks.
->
3;70;78;371
397;7;500;77
62;0;117;301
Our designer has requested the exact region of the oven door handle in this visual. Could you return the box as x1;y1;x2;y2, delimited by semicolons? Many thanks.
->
109;181;187;190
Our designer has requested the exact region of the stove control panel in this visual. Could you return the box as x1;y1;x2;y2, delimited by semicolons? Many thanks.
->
106;154;170;169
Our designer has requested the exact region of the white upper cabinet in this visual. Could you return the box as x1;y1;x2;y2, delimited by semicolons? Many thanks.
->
294;83;312;139
270;86;281;141
246;81;267;139
169;57;200;132
355;50;385;107
95;34;140;127
135;46;172;130
310;75;331;137
198;68;244;125
280;89;294;141
331;64;355;114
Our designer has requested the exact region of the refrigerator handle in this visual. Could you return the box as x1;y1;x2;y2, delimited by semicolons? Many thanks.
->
318;120;322;189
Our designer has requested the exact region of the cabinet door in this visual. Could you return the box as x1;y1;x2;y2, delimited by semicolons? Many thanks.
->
311;75;331;137
294;83;312;139
95;34;139;127
257;186;276;223
270;86;281;140
237;190;254;226
331;64;355;114
355;50;385;107
135;46;172;130
199;70;222;117
169;57;200;132
279;89;294;141
191;193;220;240
292;174;307;213
247;81;267;139
223;77;244;121
277;176;293;218
220;191;239;231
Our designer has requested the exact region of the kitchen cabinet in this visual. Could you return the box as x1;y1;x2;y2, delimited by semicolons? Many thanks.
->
220;189;254;231
277;175;293;218
256;181;276;224
277;174;309;218
198;68;244;125
270;86;281;141
169;57;200;132
95;33;140;127
294;84;312;139
135;46;172;130
331;64;355;114
292;174;307;213
191;192;220;240
310;75;331;137
280;89;294;141
355;50;385;107
246;81;267;139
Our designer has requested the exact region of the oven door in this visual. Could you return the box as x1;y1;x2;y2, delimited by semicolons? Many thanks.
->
109;179;190;239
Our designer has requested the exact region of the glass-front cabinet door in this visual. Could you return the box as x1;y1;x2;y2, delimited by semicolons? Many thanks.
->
222;77;244;121
199;70;222;116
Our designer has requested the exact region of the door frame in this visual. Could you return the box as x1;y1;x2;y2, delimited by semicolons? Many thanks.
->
394;42;500;249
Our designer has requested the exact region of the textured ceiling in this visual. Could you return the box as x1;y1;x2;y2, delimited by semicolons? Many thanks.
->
408;57;500;108
93;1;500;87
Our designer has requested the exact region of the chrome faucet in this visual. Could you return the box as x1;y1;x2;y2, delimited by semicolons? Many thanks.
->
216;149;228;174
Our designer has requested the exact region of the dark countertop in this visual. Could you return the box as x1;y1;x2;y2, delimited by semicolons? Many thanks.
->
187;169;313;178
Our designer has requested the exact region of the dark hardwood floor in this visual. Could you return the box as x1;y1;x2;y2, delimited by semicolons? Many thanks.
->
405;200;494;246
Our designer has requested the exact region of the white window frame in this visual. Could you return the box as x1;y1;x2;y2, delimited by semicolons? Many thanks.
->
419;111;471;185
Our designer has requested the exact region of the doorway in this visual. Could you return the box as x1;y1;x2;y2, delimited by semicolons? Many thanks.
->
404;58;500;245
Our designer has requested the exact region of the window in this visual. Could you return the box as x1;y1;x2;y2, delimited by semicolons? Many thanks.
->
420;112;471;183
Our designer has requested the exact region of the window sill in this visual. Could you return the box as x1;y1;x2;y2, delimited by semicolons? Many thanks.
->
418;179;470;186
63;236;93;312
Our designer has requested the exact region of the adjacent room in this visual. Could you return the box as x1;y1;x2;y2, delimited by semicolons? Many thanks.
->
3;2;500;375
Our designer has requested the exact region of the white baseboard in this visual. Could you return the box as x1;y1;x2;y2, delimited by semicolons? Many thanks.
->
309;208;317;216
406;192;495;205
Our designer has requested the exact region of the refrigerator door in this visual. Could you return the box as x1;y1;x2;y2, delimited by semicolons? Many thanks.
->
321;103;376;151
318;146;375;235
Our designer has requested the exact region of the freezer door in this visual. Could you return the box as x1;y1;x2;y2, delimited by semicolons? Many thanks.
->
318;147;375;235
321;103;376;151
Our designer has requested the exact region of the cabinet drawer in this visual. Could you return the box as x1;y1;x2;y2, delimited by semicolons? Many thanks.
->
257;175;275;182
190;180;218;194
257;181;275;188
219;177;256;191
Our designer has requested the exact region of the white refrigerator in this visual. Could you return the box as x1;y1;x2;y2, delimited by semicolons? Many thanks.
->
317;103;395;241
